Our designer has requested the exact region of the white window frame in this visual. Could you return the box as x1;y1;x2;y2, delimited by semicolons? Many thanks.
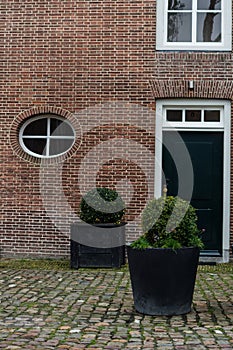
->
156;0;232;51
19;115;76;158
155;99;231;263
163;106;224;129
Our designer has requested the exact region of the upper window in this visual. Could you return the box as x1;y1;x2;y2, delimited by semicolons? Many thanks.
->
19;115;75;158
156;0;232;51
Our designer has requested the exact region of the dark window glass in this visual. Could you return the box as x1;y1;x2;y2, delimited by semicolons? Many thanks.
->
23;118;47;136
167;13;192;42
204;110;220;122
50;118;62;133
167;110;182;121
168;0;192;10
23;138;47;155
50;118;74;136
185;110;201;121
49;139;74;156
197;0;221;10
197;12;221;42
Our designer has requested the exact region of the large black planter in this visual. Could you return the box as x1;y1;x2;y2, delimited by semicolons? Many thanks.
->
127;245;200;316
70;222;126;269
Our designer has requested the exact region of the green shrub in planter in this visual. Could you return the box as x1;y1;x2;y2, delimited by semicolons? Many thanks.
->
71;187;126;269
79;187;125;224
127;195;204;316
131;196;204;250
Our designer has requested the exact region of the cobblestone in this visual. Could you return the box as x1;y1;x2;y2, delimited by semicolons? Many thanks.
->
0;266;232;349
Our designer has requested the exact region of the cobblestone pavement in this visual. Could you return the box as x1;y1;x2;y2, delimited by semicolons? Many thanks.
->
0;265;233;349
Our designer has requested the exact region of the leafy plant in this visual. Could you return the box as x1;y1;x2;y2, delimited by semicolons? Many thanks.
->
131;196;204;250
79;187;125;224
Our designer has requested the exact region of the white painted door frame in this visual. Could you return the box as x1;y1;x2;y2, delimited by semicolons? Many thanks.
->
155;99;231;263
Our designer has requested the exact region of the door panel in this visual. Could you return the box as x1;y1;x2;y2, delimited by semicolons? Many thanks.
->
187;142;213;199
162;132;223;256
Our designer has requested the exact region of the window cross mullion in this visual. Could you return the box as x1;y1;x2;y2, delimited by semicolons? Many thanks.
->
47;118;51;157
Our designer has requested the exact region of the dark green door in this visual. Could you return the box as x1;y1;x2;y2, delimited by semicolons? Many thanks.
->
162;131;223;256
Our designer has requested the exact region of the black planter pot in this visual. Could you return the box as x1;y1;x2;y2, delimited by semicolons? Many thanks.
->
127;245;200;316
70;222;126;269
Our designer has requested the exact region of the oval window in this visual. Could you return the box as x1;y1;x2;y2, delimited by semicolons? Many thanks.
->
19;115;75;158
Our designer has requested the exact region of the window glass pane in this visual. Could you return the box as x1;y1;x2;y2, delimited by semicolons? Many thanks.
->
50;118;74;136
168;0;192;10
167;110;182;121
23;138;47;155
197;0;221;10
49;139;74;156
23;118;47;136
185;110;201;121
50;118;62;134
168;13;192;42
204;110;220;122
197;13;221;42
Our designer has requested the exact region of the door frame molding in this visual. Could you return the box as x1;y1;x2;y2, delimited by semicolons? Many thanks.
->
155;99;231;263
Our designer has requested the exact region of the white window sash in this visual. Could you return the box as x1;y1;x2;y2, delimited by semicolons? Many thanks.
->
156;0;232;51
19;115;75;158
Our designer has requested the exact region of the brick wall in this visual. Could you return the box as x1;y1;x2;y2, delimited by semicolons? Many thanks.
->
0;1;232;259
1;0;156;257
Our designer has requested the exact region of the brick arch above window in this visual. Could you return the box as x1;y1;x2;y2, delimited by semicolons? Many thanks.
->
9;106;82;164
150;80;233;100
